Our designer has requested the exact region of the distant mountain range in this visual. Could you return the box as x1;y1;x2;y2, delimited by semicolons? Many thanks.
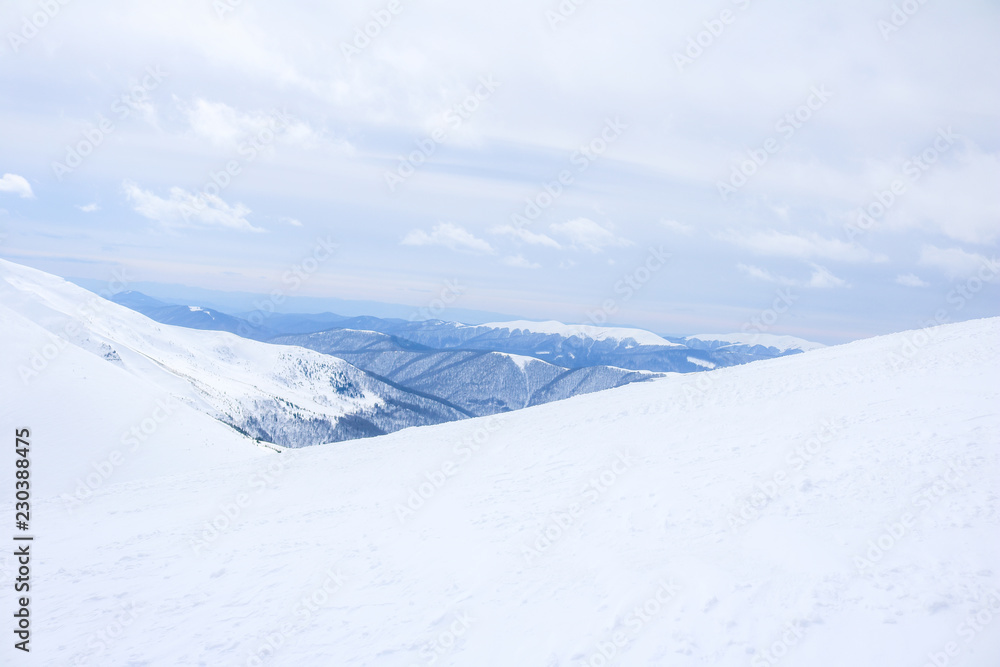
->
271;328;656;417
88;286;826;443
110;290;823;368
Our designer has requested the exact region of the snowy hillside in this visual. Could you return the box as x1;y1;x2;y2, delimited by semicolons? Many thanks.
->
477;320;683;347
0;259;467;446
685;333;826;353
1;284;997;665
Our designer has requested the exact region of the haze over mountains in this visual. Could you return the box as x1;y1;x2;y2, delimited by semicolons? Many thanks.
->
2;256;997;665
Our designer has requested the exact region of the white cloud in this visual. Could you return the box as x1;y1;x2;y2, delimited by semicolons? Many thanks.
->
737;263;796;286
737;262;848;289
502;254;540;269
660;219;694;235
549;218;632;253
401;222;494;254
123;180;262;232
720;229;887;263
490;224;561;249
280;216;303;227
919;245;999;279
181;99;324;149
77;203;100;213
895;273;929;288
888;143;1000;245
0;173;33;199
806;264;849;289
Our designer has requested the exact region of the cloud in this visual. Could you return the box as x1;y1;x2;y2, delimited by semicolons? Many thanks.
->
737;263;796;286
806;264;848;289
919;245;998;279
181;98;324;149
0;173;33;199
895;273;929;288
719;229;887;263
502;254;540;269
77;203;100;213
737;262;848;289
401;222;494;254
660;219;694;235
888;143;1000;245
280;216;303;227
549;218;632;253
123;180;262;232
490;224;561;249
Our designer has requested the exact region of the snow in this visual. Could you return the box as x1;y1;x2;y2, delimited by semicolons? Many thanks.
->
478;319;684;347
0;259;463;447
499;351;548;371
687;332;827;352
1;258;999;665
686;356;717;369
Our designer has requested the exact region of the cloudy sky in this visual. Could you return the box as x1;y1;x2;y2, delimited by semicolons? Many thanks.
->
1;0;998;342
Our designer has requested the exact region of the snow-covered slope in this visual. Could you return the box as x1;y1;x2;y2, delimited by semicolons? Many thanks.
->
2;300;997;664
0;297;270;499
273;328;657;416
478;319;682;347
685;332;826;353
0;259;467;446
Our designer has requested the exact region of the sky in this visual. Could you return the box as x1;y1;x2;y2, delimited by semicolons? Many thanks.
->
1;0;998;343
